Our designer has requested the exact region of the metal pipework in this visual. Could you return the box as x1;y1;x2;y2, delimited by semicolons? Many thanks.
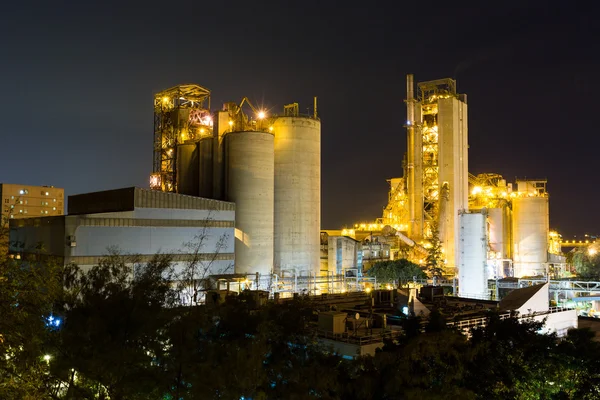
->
406;74;416;238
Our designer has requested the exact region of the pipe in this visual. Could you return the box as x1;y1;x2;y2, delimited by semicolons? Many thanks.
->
406;74;416;238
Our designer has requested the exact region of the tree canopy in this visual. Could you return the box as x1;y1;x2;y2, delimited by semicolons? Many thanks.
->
365;258;427;283
2;248;600;399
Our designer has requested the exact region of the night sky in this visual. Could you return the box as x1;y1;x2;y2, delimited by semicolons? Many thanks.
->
1;1;598;237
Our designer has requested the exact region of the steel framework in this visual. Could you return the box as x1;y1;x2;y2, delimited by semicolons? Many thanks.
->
416;78;457;238
151;84;211;192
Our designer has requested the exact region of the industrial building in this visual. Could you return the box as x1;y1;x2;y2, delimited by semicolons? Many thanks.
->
149;85;321;281
9;187;236;301
323;74;563;300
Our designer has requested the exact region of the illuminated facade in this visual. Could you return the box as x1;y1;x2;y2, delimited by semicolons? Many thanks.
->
150;84;321;278
1;183;64;223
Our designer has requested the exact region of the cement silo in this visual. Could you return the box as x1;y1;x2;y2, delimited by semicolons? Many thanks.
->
272;116;321;277
176;143;199;196
512;196;549;277
224;131;274;275
458;210;488;299
198;136;213;198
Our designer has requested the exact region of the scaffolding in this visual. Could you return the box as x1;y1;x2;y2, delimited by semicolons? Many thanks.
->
416;78;457;239
151;84;211;192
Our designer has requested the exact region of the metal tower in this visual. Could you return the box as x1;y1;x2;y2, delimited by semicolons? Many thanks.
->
151;84;211;192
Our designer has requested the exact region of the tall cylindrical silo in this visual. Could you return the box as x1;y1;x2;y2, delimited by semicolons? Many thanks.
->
512;196;549;277
176;143;199;196
224;131;274;276
198;136;213;198
272;116;321;277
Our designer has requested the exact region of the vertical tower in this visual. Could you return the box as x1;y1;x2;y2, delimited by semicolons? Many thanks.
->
151;85;212;192
406;76;468;275
272;106;321;277
224;130;275;275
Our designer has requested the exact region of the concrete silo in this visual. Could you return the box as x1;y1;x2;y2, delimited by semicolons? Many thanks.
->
512;196;549;277
224;131;275;276
198;136;213;198
272;115;321;277
176;143;199;196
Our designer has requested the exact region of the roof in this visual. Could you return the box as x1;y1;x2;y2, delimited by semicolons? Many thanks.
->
499;283;547;311
68;187;234;215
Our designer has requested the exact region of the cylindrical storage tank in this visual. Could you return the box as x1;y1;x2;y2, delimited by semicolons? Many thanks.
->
272;117;321;277
488;204;511;260
512;196;549;277
458;211;488;299
224;131;274;275
198;136;213;198
176;143;199;196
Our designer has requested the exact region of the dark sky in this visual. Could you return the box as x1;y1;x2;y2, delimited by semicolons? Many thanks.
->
1;1;598;237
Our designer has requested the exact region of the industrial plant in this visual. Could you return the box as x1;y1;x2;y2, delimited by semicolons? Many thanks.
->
323;75;567;301
7;76;588;306
7;75;593;350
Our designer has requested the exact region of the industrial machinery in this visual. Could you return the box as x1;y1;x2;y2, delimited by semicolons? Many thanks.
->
150;84;322;281
151;85;212;193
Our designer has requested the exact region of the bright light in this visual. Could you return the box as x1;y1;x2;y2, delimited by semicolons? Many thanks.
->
386;284;392;290
228;120;233;126
162;96;169;103
269;126;273;132
19;190;24;195
365;287;372;294
149;174;161;189
257;110;266;119
471;186;482;195
590;248;598;256
43;354;51;362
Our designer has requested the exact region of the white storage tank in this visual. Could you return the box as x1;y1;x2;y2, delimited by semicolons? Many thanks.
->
512;196;549;277
488;204;511;259
224;131;274;275
272;116;321;277
458;211;488;299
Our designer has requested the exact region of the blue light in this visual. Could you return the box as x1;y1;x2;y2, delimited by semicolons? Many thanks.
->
46;315;62;329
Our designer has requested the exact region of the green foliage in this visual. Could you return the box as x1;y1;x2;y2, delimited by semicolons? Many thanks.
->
365;258;426;283
0;256;63;399
5;243;600;399
572;246;600;279
426;224;446;278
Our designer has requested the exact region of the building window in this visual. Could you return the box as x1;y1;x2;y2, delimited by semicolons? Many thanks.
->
3;199;7;203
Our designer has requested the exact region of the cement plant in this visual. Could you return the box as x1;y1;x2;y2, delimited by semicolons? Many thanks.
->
7;74;600;348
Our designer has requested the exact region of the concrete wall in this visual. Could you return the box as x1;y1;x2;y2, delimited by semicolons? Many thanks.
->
535;310;578;337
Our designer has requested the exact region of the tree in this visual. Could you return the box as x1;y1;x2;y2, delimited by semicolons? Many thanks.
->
51;251;177;399
425;224;445;278
365;259;426;284
0;255;63;399
572;245;600;279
